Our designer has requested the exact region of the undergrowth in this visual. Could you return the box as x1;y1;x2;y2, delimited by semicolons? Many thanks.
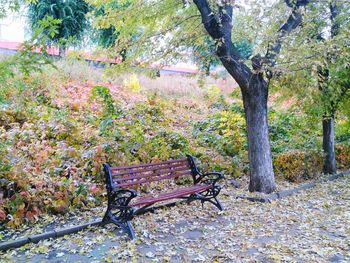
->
0;58;349;229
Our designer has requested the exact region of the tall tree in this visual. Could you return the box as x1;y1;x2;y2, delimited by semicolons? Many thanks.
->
88;0;310;193
28;0;89;56
270;0;349;174
90;1;131;62
316;1;349;174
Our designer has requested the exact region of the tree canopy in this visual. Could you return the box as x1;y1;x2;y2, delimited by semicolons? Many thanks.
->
28;0;90;54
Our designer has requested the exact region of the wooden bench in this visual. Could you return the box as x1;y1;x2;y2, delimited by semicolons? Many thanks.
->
101;155;224;239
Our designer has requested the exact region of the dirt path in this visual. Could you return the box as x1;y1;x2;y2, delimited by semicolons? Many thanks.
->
1;176;349;262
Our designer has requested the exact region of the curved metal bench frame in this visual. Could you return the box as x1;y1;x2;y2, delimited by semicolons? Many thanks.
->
101;154;224;239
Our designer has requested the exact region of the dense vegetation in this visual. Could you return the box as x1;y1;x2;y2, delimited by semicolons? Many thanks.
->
0;58;349;228
0;0;349;231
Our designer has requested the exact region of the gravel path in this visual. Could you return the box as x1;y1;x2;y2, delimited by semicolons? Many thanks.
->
1;176;349;262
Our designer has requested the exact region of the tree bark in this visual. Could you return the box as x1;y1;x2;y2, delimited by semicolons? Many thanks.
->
59;45;66;57
204;60;211;76
243;73;276;192
322;117;336;174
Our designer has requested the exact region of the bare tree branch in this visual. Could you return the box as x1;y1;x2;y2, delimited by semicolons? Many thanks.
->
265;9;304;67
193;0;252;89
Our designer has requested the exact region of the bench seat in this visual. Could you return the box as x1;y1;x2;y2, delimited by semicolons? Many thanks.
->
131;184;212;207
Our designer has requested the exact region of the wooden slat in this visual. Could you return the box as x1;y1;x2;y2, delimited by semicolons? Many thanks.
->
111;158;188;171
131;184;211;207
116;170;192;187
112;162;190;177
114;165;191;182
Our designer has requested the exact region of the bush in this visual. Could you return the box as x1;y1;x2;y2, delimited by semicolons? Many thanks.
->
206;84;221;100
335;119;350;143
273;151;306;182
274;144;349;182
0;109;27;130
269;109;319;154
273;150;323;182
336;144;350;169
192;110;246;157
123;74;140;93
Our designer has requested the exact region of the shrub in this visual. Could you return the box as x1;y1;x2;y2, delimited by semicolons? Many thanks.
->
193;110;246;157
206;84;221;100
335;119;350;143
90;85;122;136
209;95;229;110
152;131;190;154
273;151;306;182
123;74;140;93
336;144;350;169
304;151;324;179
273;150;323;182
0;109;27;130
91;85;121;118
269;109;320;154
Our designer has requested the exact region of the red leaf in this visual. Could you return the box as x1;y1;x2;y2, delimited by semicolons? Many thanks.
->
0;209;6;220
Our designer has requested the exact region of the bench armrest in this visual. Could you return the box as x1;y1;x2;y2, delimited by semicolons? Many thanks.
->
197;172;224;185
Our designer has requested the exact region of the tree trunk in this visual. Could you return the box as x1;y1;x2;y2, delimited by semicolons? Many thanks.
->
59;45;66;57
322;117;336;174
241;73;276;193
204;60;211;76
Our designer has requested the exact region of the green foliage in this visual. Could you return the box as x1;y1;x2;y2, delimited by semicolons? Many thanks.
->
90;85;122;136
193;110;246;157
206;85;221;100
209;95;229;110
192;36;220;75
0;0;20;18
233;39;253;60
0;16;57;105
0;17;57;79
90;1;130;50
268;109;319;154
28;0;90;49
153;131;189;151
96;26;118;48
335;119;350;143
91;86;120;118
271;1;350;119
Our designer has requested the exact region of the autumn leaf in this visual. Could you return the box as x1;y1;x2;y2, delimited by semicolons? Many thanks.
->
0;209;6;220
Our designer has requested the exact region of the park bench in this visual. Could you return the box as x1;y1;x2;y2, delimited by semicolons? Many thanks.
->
101;155;224;239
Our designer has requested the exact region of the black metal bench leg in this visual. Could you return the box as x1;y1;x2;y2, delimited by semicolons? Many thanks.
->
201;197;223;211
109;217;136;240
101;210;111;226
126;221;136;239
110;217;135;239
210;197;224;211
101;210;136;239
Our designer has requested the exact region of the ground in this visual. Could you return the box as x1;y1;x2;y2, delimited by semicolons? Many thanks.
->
1;175;349;263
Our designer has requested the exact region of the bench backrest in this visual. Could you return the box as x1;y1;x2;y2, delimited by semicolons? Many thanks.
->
104;157;197;189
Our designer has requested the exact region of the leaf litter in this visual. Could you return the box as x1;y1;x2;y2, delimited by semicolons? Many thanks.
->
0;176;349;262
